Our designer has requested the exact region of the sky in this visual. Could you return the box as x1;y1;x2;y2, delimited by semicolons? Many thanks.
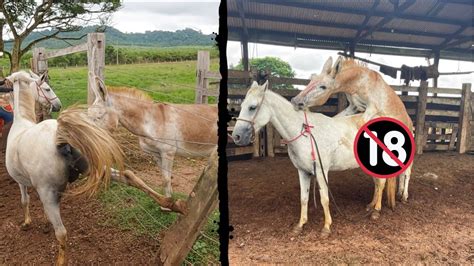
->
111;0;220;34
111;1;472;90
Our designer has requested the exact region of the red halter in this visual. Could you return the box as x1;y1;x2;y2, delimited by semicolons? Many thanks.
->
35;81;58;105
282;111;317;161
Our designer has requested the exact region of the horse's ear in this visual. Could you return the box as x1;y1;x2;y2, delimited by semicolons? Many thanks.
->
28;70;40;80
88;71;103;103
39;71;48;82
251;80;259;88
322;57;333;74
330;56;343;78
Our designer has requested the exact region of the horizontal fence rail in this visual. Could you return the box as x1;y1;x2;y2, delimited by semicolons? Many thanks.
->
226;70;473;159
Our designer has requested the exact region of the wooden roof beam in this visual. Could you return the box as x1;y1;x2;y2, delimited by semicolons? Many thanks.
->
355;0;415;42
355;0;381;39
227;11;464;40
248;0;470;27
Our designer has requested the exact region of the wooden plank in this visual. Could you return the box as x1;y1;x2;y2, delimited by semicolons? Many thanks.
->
87;33;105;105
228;69;252;79
195;51;210;104
157;151;218;265
391;85;462;95
425;109;460;117
448;127;459;150
427;97;461;105
205;70;222;80
269;76;310;86
226;146;254;156
457;83;472;153
399;95;418;102
424;144;450;151
43;43;88;59
415;81;428;154
425;121;458;129
425;134;454;141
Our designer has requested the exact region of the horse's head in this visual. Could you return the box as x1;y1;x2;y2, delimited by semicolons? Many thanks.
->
232;81;271;146
28;70;62;112
291;56;343;110
87;74;119;131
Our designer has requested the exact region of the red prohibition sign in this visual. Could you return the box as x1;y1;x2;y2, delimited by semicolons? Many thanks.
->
353;117;415;179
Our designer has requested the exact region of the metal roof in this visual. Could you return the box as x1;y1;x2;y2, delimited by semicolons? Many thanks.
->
228;0;473;61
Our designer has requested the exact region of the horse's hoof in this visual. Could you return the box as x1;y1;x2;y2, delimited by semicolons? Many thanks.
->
160;206;172;212
320;228;331;239
366;204;374;212
20;223;31;231
401;198;408;204
56;255;67;266
371;210;381;220
291;225;303;237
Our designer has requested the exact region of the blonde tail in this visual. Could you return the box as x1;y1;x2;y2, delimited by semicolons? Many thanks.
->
56;106;124;196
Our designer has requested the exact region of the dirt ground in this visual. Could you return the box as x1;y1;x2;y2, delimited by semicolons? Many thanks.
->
228;152;474;264
0;128;207;264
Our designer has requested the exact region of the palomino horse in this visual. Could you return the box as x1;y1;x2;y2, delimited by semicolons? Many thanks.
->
291;56;414;204
87;75;217;197
5;71;124;265
232;81;387;237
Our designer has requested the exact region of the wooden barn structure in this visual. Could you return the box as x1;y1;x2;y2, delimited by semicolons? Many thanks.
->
226;0;473;160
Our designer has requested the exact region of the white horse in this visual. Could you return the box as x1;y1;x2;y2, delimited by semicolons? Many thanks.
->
232;81;387;237
87;75;217;198
5;71;124;265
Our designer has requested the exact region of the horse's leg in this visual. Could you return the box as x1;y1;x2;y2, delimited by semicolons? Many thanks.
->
37;187;67;266
371;178;386;220
19;184;32;230
399;165;412;203
160;151;176;198
316;170;331;238
366;178;378;211
292;170;310;236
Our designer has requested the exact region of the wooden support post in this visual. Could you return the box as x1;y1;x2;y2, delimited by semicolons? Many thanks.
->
242;37;249;72
337;93;348;113
157;151;218;265
195;51;210;104
266;124;275;157
87;33;105;105
415;81;428;154
457;83;472;154
433;50;440;97
32;47;48;75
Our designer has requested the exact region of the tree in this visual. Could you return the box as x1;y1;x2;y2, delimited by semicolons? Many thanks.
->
235;56;295;78
0;1;121;72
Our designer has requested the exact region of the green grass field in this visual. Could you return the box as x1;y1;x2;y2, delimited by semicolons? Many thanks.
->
47;60;220;264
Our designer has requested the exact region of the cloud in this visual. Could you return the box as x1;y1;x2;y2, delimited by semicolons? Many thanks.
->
111;1;219;34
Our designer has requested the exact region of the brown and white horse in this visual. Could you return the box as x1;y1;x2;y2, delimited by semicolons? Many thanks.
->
291;56;414;204
87;75;217;197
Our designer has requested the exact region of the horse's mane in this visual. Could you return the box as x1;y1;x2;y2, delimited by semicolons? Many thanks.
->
108;86;153;103
7;71;37;122
338;57;368;71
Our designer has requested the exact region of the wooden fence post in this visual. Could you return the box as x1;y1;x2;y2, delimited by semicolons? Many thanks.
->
457;83;472;153
415;81;428;154
157;151;218;265
195;51;210;104
32;47;48;75
87;33;105;105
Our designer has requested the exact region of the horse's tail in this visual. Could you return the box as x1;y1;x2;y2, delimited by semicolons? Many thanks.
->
56;106;124;196
386;178;396;209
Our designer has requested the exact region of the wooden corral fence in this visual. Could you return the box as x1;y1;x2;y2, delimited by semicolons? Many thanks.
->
31;32;105;104
227;70;473;159
195;51;220;104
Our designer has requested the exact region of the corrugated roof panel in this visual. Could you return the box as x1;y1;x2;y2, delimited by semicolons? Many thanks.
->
386;18;460;34
370;32;444;46
461;27;474;38
436;3;472;21
403;0;438;15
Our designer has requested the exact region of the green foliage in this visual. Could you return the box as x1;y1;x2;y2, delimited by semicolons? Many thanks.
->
6;26;215;51
235;56;295;78
235;56;295;89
